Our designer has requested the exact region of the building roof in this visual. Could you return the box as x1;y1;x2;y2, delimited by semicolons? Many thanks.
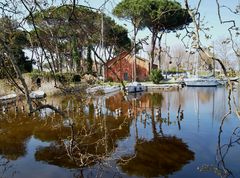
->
106;51;129;68
106;51;149;68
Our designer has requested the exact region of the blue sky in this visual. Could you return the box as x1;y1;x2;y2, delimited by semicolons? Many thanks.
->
78;0;240;50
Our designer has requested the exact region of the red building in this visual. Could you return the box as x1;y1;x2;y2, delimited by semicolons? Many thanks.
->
104;52;153;82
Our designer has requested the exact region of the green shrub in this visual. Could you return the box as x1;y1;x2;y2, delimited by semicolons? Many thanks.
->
55;73;73;84
150;69;164;84
107;77;113;82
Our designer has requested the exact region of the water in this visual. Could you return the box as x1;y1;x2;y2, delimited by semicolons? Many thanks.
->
0;86;240;178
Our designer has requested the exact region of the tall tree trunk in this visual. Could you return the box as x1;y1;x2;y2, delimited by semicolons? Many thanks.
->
157;33;163;70
76;46;83;73
49;51;57;73
238;54;240;73
0;38;33;112
49;30;59;73
87;45;93;74
150;30;158;74
39;49;44;72
9;53;33;112
59;54;63;73
94;56;98;75
55;45;60;73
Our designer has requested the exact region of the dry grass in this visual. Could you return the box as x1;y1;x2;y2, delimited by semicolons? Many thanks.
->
0;80;14;96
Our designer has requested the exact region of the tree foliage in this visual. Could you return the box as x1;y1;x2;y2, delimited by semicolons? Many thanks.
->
113;0;146;29
0;16;32;79
26;5;131;73
142;0;192;33
113;0;192;73
142;0;192;72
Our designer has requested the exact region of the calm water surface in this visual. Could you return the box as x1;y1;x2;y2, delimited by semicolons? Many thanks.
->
1;86;240;178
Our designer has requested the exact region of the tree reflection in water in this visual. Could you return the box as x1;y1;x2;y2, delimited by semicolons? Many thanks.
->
118;136;194;177
0;157;16;178
29;91;195;177
0;106;75;161
199;126;240;177
0;112;41;160
117;93;194;177
198;87;240;178
32;91;196;177
34;114;132;169
0;90;213;177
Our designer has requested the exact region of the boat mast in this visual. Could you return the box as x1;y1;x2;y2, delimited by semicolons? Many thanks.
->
101;10;105;81
213;42;215;77
133;26;137;82
195;52;199;77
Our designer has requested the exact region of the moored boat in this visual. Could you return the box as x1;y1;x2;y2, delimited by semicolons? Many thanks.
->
126;82;146;93
184;76;220;87
86;85;120;94
103;86;121;94
0;93;17;104
29;90;46;99
229;76;239;82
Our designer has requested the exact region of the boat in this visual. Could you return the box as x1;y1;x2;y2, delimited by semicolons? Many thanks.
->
103;86;120;94
126;82;146;93
29;90;46;99
216;76;239;85
86;85;120;94
184;76;220;87
0;93;17;104
229;76;239;82
184;51;220;87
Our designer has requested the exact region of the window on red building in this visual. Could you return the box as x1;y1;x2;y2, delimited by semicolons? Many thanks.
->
124;72;128;81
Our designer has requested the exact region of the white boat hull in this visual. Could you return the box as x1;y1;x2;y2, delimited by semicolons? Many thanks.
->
126;82;146;93
103;86;120;94
86;86;120;94
0;93;17;104
184;81;219;87
30;90;46;99
184;78;219;87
